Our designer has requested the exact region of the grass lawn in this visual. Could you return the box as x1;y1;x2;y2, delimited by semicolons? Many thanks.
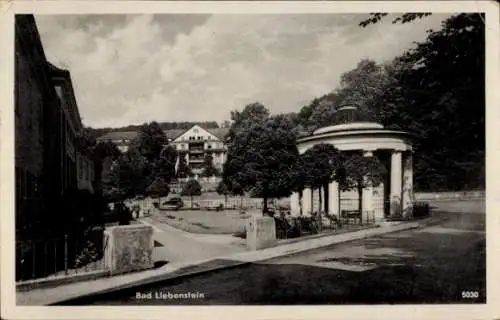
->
151;209;263;234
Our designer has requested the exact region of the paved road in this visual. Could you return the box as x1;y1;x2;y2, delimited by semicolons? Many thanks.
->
62;203;486;305
139;216;246;264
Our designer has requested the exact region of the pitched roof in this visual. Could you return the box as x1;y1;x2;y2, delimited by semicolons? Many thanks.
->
164;129;185;140
97;126;230;143
206;128;229;140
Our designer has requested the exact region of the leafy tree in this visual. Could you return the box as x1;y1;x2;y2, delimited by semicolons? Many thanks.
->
359;13;433;27
181;179;202;208
130;121;168;163
227;102;270;144
102;187;126;203
201;152;219;177
176;151;193;179
308;92;345;130
109;147;153;198
216;180;230;205
155;145;177;182
224;112;299;214
340;153;386;222
93;141;121;161
220;175;245;208
146;177;170;203
92;141;121;193
299;144;343;214
295;97;325;133
220;120;232;128
337;59;390;121
378;13;485;191
75;127;97;152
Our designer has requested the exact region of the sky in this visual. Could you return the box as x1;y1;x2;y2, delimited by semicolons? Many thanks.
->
35;13;451;129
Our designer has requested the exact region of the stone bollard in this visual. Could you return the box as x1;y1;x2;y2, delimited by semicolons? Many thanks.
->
246;216;277;251
104;224;154;275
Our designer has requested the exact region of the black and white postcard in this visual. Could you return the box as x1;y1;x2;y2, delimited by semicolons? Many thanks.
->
1;1;499;320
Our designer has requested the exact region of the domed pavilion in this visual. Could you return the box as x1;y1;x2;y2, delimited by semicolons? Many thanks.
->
290;105;414;221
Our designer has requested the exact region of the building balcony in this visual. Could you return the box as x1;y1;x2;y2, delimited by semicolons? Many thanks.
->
207;148;227;152
189;158;204;163
189;149;204;154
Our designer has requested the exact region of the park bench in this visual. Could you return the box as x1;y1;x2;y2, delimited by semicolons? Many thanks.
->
341;210;361;224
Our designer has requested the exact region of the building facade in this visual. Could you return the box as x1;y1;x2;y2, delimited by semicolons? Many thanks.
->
15;15;94;238
15;15;53;235
49;62;95;194
97;125;229;175
169;125;228;174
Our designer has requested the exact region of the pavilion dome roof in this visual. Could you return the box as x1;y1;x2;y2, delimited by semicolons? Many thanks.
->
313;104;384;135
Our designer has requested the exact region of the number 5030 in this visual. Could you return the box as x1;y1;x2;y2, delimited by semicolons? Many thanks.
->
462;291;479;299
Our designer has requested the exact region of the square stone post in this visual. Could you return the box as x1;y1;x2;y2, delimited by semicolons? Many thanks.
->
402;152;414;219
390;150;403;217
246;215;277;250
104;225;154;275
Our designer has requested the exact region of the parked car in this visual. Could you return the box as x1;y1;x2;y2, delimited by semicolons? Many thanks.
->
161;197;184;210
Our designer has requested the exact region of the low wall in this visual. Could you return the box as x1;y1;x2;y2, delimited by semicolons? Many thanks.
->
104;225;154;275
414;191;485;201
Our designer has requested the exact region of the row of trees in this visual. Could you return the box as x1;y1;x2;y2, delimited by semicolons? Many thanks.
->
219;103;387;216
85;13;483;209
288;13;484;191
219;13;484;213
94;122;223;202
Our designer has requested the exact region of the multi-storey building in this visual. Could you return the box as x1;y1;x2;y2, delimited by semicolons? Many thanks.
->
97;125;229;175
15;15;94;237
169;125;228;174
15;15;52;235
49;62;95;194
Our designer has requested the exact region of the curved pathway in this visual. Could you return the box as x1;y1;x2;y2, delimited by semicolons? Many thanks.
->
138;217;246;263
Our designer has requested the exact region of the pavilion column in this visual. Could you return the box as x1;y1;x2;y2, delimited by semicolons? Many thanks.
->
328;181;339;215
302;187;312;215
313;188;321;213
290;192;301;216
362;151;374;223
390;150;403;217
402;151;414;219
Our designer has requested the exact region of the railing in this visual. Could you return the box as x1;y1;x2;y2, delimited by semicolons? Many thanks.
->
274;210;376;240
16;230;108;282
182;198;284;210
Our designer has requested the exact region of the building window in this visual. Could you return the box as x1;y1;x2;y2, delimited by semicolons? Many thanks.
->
193;128;199;133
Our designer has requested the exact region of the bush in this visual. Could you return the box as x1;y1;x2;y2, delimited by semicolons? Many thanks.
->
413;201;431;218
16;190;107;281
113;202;133;225
295;215;321;234
274;216;298;239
